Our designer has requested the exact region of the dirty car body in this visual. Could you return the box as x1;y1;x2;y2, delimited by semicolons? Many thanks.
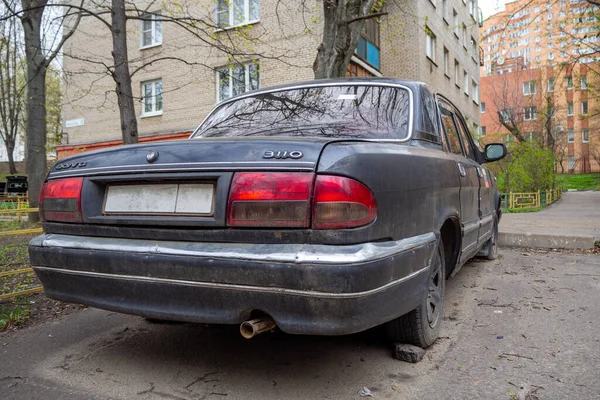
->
30;78;505;345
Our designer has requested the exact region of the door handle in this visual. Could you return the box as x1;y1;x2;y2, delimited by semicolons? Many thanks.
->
457;163;467;177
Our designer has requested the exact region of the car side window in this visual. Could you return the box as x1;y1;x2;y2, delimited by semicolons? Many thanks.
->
439;105;463;156
455;117;477;161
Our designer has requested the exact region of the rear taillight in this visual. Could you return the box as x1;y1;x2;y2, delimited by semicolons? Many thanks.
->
227;172;314;227
227;172;377;229
39;177;84;223
312;175;377;229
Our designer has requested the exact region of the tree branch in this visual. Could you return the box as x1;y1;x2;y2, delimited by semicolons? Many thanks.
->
338;12;387;26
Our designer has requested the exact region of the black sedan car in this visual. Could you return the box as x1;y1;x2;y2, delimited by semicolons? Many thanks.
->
30;78;506;348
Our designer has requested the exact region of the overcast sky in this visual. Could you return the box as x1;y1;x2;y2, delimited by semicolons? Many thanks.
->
480;0;508;19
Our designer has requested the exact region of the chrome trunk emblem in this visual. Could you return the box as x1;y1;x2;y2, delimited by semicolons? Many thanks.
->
146;151;159;163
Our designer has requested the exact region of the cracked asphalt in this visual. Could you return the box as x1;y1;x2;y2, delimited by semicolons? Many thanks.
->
1;248;599;400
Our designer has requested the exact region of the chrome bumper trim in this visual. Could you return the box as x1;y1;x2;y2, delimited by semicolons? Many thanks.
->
32;265;430;299
31;232;437;265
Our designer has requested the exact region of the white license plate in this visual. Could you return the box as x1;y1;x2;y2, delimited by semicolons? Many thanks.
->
104;183;214;215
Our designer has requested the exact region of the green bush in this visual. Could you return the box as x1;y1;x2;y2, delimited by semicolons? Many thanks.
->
489;142;555;193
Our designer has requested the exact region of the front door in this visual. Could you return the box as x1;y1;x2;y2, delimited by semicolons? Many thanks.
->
438;102;481;260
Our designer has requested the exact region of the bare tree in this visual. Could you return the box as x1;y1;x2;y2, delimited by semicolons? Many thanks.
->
1;0;81;215
0;13;22;173
313;0;385;78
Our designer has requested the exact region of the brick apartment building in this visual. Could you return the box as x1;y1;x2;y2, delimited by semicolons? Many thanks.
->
479;0;600;173
59;0;482;157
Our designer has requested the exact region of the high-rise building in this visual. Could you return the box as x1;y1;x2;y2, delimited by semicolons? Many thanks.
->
59;0;481;157
479;0;600;173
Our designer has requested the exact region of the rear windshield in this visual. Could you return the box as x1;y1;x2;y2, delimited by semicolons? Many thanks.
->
192;85;411;139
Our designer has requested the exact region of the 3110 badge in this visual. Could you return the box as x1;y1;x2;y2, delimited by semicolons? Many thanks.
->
262;150;303;159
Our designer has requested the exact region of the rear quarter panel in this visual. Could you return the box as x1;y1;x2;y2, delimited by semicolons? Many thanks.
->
317;142;460;242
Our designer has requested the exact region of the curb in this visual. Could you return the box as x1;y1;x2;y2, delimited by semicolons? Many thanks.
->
498;231;596;250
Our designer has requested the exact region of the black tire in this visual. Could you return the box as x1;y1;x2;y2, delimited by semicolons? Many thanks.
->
385;240;445;348
482;217;499;260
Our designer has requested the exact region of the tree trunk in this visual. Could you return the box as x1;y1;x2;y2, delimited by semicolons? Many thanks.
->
21;0;48;220
313;0;376;79
6;138;17;174
111;0;138;144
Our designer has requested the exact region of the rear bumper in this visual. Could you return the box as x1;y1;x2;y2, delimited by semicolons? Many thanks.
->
30;233;437;335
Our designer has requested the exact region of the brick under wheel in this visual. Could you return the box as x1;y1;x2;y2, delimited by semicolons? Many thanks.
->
385;240;445;348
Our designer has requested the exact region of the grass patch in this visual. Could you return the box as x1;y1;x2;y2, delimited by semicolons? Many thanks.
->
503;207;544;213
0;298;31;330
0;234;39;330
556;173;600;191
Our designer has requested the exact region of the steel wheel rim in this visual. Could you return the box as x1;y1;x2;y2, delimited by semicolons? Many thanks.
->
426;252;442;328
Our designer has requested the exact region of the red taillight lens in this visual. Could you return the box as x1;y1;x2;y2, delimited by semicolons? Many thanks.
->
39;177;84;223
312;175;377;229
227;172;314;227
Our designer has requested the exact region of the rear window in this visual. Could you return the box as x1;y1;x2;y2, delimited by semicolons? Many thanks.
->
193;85;411;139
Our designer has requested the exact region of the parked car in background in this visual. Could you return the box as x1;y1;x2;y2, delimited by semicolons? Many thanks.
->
30;78;506;348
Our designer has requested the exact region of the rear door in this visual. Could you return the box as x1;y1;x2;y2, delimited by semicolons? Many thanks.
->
438;100;481;260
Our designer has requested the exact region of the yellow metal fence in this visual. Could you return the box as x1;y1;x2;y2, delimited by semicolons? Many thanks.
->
500;187;564;210
0;197;43;301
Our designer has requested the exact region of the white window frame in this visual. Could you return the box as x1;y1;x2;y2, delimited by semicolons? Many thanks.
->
472;80;479;104
216;62;260;102
463;71;469;95
443;47;449;76
523;106;537;120
582;128;589;143
481;102;486;113
548;77;555;92
582;101;588;115
141;79;163;117
216;0;260;29
481;126;486;137
523;81;536;95
568;156;575;171
568;128;574;143
568;102;574;115
566;76;573;89
139;13;163;49
581;75;588;89
426;28;436;62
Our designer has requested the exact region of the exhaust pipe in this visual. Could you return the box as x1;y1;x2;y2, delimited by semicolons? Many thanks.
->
240;317;276;339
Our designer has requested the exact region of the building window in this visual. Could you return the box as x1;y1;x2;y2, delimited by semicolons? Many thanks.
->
442;0;448;22
356;19;380;69
582;101;588;114
568;102;574;115
568;156;575;170
140;13;162;48
463;71;469;95
523;81;536;95
523;106;537;120
548;77;555;92
462;24;468;48
141;79;163;116
426;27;436;62
568;128;574;143
453;10;459;37
454;60;460;86
481;126;486;137
582;128;589;143
443;47;449;76
500;109;511;123
217;62;260;102
481;102;486;113
216;0;260;28
581;75;587;89
472;80;479;103
566;76;573;89
526;132;535;142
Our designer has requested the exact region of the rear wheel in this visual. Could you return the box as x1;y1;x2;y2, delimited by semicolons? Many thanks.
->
385;241;445;348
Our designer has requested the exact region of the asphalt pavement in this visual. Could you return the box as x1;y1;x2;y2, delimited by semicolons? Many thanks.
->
1;248;599;400
499;191;600;249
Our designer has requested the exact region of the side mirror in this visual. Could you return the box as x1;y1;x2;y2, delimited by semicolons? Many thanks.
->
484;143;507;163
